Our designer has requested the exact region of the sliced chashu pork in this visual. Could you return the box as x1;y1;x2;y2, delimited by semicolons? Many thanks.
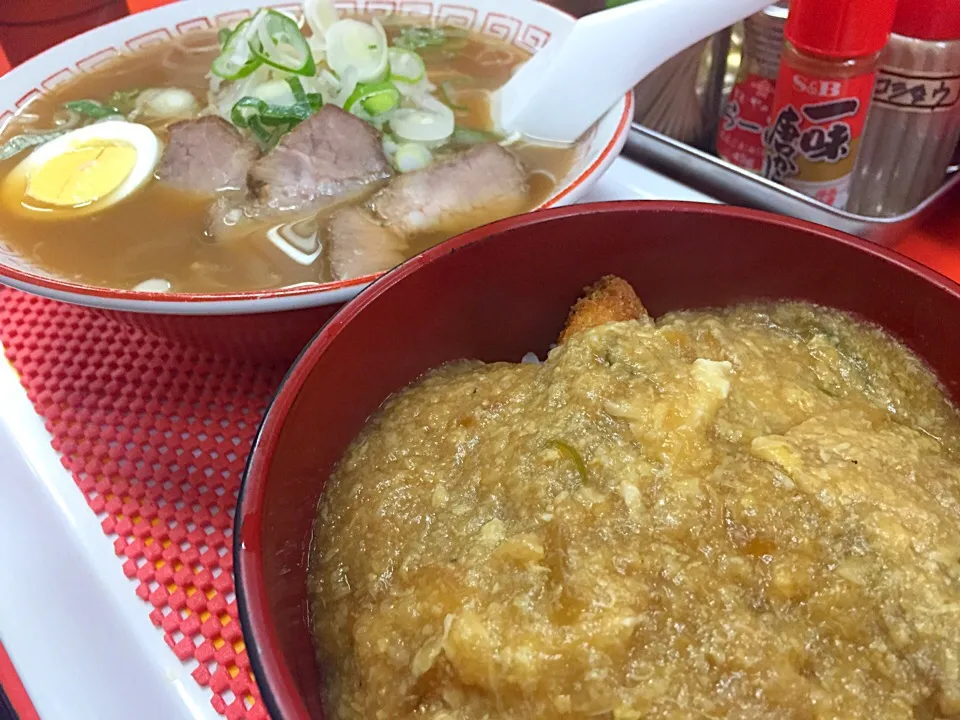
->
157;116;259;194
370;143;528;236
326;143;529;280
327;206;407;281
250;105;393;213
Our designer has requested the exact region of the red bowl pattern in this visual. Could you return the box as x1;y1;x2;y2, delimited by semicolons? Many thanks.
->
236;201;960;719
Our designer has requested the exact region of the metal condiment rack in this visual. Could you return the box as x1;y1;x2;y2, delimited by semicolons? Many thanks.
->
624;122;960;247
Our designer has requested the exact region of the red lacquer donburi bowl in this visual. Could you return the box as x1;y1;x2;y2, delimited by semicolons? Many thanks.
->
236;201;960;719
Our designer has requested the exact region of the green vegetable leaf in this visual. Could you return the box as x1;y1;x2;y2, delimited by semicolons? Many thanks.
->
0;130;69;161
605;0;637;6
63;99;121;119
394;25;465;51
107;89;141;116
548;440;588;483
231;93;321;149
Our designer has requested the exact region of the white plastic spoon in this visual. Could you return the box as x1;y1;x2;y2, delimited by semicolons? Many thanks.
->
495;0;775;144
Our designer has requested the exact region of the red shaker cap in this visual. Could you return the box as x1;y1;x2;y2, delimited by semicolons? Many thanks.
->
892;0;960;41
785;0;898;58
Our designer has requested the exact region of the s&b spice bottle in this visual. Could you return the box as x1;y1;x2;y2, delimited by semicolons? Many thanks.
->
762;0;897;208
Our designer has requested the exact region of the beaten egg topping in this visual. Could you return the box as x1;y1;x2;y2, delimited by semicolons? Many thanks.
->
309;297;960;720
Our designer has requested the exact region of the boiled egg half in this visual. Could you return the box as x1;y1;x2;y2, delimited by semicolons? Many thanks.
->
2;121;161;219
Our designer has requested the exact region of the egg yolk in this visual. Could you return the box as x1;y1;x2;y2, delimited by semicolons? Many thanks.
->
25;141;137;208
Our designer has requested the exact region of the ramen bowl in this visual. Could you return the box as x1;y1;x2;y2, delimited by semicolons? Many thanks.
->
0;0;632;361
235;201;960;719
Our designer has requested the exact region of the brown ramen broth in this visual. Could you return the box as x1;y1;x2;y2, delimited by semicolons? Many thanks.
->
0;19;578;293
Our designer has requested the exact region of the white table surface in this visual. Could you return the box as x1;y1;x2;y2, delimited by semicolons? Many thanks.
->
0;155;715;720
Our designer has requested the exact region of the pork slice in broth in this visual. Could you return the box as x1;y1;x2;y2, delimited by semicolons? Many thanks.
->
157;116;259;194
370;143;528;236
327;207;406;281
250;106;393;214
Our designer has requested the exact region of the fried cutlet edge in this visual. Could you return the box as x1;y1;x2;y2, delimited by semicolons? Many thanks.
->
558;275;648;344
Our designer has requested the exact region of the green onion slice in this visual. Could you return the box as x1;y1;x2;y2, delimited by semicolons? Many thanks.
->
248;115;277;146
249;9;316;76
211;19;263;80
439;81;467;111
326;19;389;83
388;48;426;84
63;99;120;119
344;80;400;117
230;96;267;129
283;77;323;111
452;125;503;146
286;77;309;104
393;142;432;173
259;101;313;126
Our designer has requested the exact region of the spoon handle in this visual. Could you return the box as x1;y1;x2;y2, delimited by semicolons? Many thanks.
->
499;0;773;143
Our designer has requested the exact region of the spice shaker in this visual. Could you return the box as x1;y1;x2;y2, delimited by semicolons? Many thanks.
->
762;0;897;208
848;0;960;218
717;2;789;172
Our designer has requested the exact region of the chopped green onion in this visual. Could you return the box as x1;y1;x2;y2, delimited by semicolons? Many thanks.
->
282;78;323;111
548;440;588;483
217;27;232;48
211;19;263;80
387;47;425;84
248;115;276;146
326;18;389;83
249;9;316;76
259;101;313;126
0;130;69;162
394;25;465;51
63;99;120;119
344;80;400;116
439;81;467;111
231;96;267;129
452;126;504;146
390;104;455;143
393;142;432;173
230;91;321;149
286;76;308;104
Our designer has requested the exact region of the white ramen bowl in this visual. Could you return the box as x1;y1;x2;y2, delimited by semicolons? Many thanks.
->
0;0;633;359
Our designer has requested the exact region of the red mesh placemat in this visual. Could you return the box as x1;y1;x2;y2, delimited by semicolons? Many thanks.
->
0;288;290;719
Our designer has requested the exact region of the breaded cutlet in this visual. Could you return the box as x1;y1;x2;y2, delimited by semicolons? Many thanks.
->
558;275;648;344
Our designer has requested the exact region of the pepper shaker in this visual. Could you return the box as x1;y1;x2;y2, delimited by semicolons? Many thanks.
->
762;0;897;209
848;0;960;217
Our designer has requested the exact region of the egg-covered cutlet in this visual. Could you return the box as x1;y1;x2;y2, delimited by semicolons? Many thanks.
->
558;275;648;343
